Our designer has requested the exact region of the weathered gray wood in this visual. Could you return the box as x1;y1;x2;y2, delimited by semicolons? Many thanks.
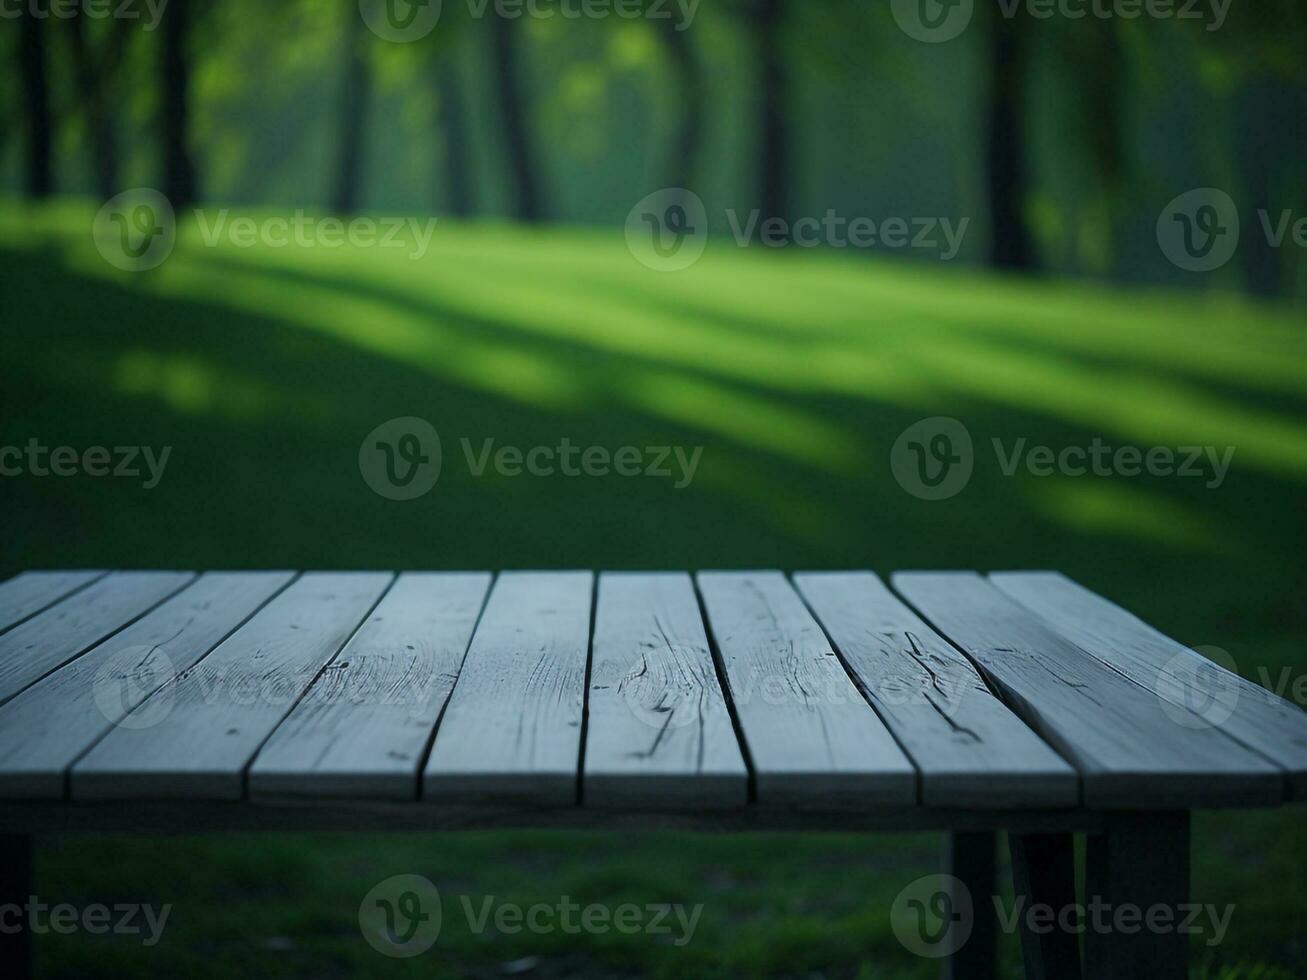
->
584;572;748;809
0;571;105;633
71;573;392;801
249;572;492;801
893;573;1284;808
794;572;1077;809
0;572;294;799
696;571;916;807
993;571;1307;800
424;571;593;806
1084;811;1190;980
0;799;1106;837
0;571;195;706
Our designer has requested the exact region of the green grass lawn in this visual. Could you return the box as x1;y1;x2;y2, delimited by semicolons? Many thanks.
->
1;198;1304;977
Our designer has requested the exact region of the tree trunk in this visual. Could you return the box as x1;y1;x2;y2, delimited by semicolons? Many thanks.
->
487;15;541;222
747;0;788;241
1235;77;1288;298
160;0;198;207
69;13;123;200
436;56;474;218
333;7;372;215
986;8;1033;270
19;8;53;198
658;20;703;191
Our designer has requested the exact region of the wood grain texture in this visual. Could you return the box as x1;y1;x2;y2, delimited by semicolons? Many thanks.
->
584;573;748;809
249;573;492;801
424;572;592;806
0;571;105;633
992;571;1307;800
893;572;1284;808
71;573;392;801
794;572;1077;808
0;571;195;706
0;572;293;800
696;571;916;807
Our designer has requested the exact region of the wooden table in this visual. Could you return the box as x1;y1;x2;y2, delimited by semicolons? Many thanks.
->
1;569;1303;978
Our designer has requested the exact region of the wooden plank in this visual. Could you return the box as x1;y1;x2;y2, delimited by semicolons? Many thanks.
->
892;573;1284;808
584;572;748;810
0;571;105;633
0;572;294;800
249;572;492;801
992;571;1307;800
423;571;592;806
71;572;392;801
695;571;916;807
794;572;1077;808
0;571;195;706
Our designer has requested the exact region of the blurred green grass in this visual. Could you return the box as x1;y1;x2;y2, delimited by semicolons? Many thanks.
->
1;199;1304;977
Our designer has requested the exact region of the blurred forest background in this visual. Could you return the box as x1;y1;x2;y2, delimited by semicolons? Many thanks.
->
3;0;1307;293
2;1;1307;978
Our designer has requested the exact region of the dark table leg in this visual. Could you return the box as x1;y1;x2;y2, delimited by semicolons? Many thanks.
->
1009;831;1082;980
1084;811;1191;980
1;834;33;980
943;831;996;980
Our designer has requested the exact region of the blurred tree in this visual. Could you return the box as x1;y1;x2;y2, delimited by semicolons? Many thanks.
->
435;55;474;217
986;5;1033;270
653;17;703;191
67;12;132;200
334;2;373;215
488;15;542;220
740;0;789;240
160;0;199;207
18;7;53;197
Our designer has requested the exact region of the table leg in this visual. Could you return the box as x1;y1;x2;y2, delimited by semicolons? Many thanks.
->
1008;832;1082;980
943;831;996;980
1084;811;1190;980
1;834;33;980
